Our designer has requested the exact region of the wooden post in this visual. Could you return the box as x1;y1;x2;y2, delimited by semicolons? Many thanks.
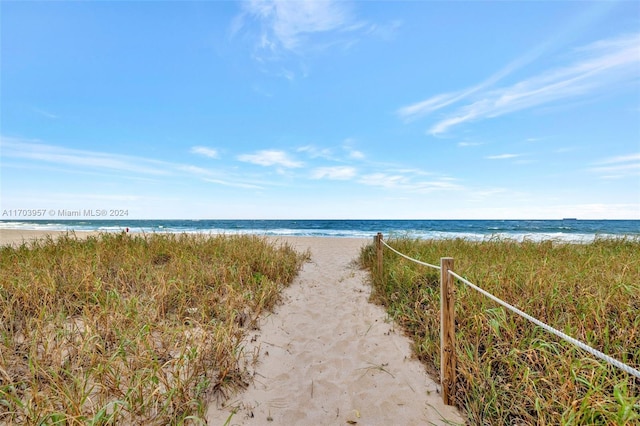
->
440;257;456;406
375;233;383;281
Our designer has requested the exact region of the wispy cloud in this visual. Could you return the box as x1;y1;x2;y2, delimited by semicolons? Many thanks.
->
397;24;561;122
458;141;484;148
596;153;640;165
590;152;640;179
365;19;403;41
239;0;360;54
311;166;356;180
190;146;219;159
347;149;364;160
237;149;303;168
297;145;334;160
398;92;467;122
175;165;215;176
485;153;523;160
33;107;59;119
358;172;462;193
399;32;640;135
1;137;171;176
0;137;256;190
203;178;263;190
342;139;365;160
298;141;365;162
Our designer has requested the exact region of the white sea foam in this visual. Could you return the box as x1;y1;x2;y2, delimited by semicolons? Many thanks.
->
0;220;636;242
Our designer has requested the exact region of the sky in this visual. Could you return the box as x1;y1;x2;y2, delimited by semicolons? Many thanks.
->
1;0;639;220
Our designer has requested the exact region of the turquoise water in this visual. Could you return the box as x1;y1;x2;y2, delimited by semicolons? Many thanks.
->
1;219;638;242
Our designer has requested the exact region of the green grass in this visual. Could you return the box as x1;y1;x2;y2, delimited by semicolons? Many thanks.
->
361;237;640;425
0;232;308;424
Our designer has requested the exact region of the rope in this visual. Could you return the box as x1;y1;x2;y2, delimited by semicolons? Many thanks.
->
378;236;640;379
380;239;441;270
448;270;640;380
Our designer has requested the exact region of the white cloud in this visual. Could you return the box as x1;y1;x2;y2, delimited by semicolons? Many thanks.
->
204;179;263;190
397;92;463;121
457;141;484;147
358;172;462;193
398;32;640;134
33;107;59;119
175;165;214;176
298;141;365;162
359;173;404;189
242;0;357;53
348;150;365;160
1;137;171;176
440;33;638;134
397;25;558;122
595;153;640;165
237;149;303;168
365;19;403;41
311;166;356;180
343;145;364;160
190;146;219;159
590;152;640;178
297;145;334;159
342;138;365;160
485;153;522;160
0;137;253;190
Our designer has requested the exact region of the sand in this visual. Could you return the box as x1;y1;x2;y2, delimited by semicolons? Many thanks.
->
207;237;463;425
0;230;464;425
0;229;100;246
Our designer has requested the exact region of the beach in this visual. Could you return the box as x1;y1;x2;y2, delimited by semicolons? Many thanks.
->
0;229;101;246
0;229;464;425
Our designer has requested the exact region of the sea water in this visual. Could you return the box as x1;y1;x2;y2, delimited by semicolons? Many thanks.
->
1;219;638;242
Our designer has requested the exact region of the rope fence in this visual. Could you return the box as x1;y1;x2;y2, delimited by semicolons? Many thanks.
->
373;233;640;406
380;238;440;270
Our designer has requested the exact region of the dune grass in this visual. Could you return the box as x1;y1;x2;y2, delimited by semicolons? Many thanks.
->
361;237;639;425
0;232;308;424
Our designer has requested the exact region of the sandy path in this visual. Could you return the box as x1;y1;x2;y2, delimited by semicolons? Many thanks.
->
207;237;463;425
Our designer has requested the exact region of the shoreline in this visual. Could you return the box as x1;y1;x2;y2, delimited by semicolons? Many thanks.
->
2;218;638;245
0;229;98;247
0;229;372;247
0;229;104;247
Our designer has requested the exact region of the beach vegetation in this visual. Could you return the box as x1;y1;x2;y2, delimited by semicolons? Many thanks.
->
361;237;640;425
0;232;307;424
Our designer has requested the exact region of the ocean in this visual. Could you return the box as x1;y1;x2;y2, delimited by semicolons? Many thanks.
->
1;219;638;242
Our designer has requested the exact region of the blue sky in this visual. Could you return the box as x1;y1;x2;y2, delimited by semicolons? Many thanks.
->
1;0;639;219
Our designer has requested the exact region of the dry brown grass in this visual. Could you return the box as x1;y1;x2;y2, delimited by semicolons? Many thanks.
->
361;237;640;425
0;232;308;424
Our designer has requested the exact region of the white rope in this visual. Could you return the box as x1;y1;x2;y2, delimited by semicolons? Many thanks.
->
380;239;441;270
449;270;640;380
378;237;640;379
